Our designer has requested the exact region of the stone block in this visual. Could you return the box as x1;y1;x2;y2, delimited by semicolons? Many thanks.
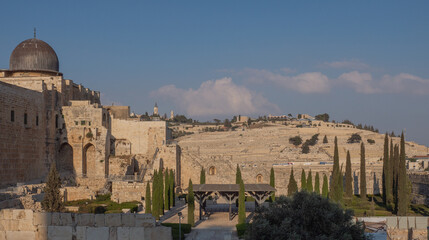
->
2;209;13;220
121;214;135;227
386;217;398;228
130;227;145;240
60;213;73;226
105;213;121;227
109;227;117;240
6;231;36;240
18;218;35;231
51;212;61;226
76;226;86;240
48;226;73;240
415;217;427;230
12;209;33;221
135;213;155;227
33;212;51;226
0;220;19;231
77;214;94;226
36;226;48;240
87;227;109;240
95;214;105;227
398;216;408;229
0;231;5;240
153;226;172;240
117;227;130;240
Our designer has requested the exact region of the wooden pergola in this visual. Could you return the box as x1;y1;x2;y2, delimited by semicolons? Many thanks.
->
191;184;276;221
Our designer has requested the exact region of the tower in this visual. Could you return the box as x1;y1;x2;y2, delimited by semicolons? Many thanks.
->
153;103;159;116
170;110;174;120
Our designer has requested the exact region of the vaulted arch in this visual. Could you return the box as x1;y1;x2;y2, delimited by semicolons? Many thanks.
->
58;143;73;173
83;144;96;177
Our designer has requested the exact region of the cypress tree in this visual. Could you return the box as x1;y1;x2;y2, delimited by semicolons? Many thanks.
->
152;170;159;219
301;169;307;191
145;182;151;214
200;167;206;184
339;165;344;204
397;132;408;215
187;179;195;226
360;142;367;200
387;139;394;209
322;174;329;198
393;144;399;213
345;151;353;198
238;179;246;224
236;164;242;184
169;169;174;208
270;167;275;201
164;169;170;210
314;172;320;194
323;135;328;144
330;136;342;203
42;162;64;212
287;168;298;196
306;170;313;192
160;170;164;215
382;134;390;205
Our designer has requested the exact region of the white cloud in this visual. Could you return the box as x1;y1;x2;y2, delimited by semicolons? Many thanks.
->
151;77;280;117
242;68;330;93
338;71;379;94
322;60;369;70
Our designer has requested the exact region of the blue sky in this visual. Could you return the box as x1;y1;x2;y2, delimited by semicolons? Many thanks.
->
1;1;429;147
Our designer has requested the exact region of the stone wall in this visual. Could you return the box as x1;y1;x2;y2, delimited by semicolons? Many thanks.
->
111;182;146;204
409;172;429;206
0;209;171;240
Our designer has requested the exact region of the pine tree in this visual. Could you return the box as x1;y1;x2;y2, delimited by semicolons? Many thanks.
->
236;164;242;184
345;151;353;198
360;142;367;200
397;132;409;215
330;136;342;203
145;182;152;214
287;168;298;196
42;162;64;212
187;179;195;226
152;170;159;219
165;169;170;210
270;167;275;201
301;169;307;191
314;172;320;194
322;174;329;198
323;135;328;144
238;179;246;224
169;169;174;208
306;170;313;192
200;167;206;184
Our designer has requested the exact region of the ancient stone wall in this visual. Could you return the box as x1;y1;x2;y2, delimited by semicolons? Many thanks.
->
0;209;171;240
409;172;429;206
0;82;47;187
111;182;146;204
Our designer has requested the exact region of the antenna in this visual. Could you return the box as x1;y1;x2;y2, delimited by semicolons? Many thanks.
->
34;28;36;39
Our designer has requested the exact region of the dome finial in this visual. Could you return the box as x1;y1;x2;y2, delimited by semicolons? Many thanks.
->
33;28;36;39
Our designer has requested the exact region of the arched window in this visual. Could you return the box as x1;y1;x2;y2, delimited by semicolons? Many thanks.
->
209;166;216;175
256;174;263;183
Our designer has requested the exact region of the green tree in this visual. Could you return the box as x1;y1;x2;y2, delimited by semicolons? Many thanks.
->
360;142;367;200
388;139;394;210
169;169;175;208
323;135;328;144
238;180;246;224
314;172;320;194
145;182;152;214
160;170;164;215
330;136;342;203
322;174;329;198
306;170;313;192
246;192;367;240
393;144;400;213
301;169;307;191
315;113;330;122
164;169;170;210
345;151;353;199
383;134;393;209
200;167;206;184
187;179;195;226
236;164;242;184
287;168;298;196
270;167;275;201
397;132;409;215
42;162;64;212
152;170;159;219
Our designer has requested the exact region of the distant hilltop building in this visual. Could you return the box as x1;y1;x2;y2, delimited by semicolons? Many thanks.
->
153;102;159;116
170;110;174;120
0;35;180;193
236;115;250;123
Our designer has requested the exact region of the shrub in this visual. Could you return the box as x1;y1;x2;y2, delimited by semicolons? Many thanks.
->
367;139;375;144
347;133;362;143
289;136;303;146
301;144;310;154
162;223;192;240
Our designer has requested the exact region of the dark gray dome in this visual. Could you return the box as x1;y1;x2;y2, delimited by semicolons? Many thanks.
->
9;38;59;72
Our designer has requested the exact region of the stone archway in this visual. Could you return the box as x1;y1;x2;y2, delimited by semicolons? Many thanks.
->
209;166;216;175
83;144;96;177
58;143;73;173
256;174;263;183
